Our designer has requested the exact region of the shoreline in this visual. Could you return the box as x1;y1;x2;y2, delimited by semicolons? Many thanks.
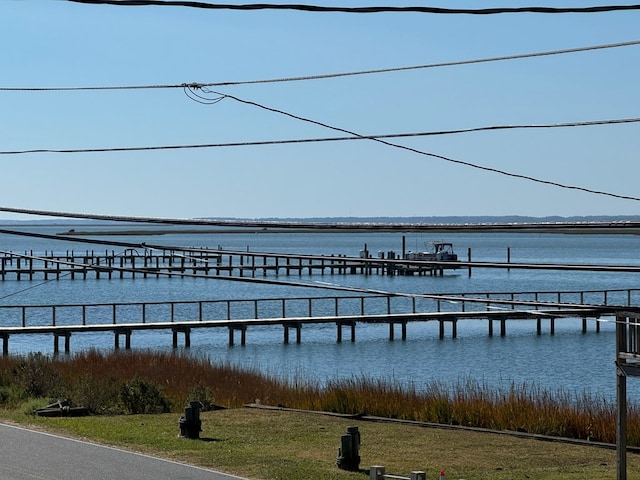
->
54;226;640;236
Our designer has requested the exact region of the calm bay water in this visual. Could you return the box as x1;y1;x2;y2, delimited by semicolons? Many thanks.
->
2;224;640;401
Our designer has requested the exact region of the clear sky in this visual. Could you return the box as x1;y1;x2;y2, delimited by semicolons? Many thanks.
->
1;0;639;221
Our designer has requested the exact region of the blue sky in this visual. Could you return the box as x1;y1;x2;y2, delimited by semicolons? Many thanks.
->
1;0;639;220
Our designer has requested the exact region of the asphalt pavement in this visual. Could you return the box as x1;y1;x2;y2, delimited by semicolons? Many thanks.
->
0;422;247;480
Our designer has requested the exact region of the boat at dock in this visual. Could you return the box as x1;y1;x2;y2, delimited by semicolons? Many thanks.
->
405;241;458;263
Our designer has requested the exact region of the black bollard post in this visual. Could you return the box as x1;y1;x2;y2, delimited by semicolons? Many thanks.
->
179;400;203;439
336;426;361;471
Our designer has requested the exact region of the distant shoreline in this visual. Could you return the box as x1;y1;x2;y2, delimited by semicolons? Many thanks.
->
54;225;640;236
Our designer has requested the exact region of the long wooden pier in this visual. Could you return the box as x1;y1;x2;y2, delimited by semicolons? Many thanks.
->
5;245;640;282
0;248;459;281
0;290;631;355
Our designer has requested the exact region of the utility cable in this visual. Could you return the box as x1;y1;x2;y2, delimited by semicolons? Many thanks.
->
0;248;402;300
65;1;640;15
193;89;640;203
0;246;138;302
0;228;636;325
4;227;640;273
0;248;634;312
0;40;638;91
2;117;639;156
3;209;640;231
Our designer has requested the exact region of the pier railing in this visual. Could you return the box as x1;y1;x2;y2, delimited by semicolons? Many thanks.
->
0;290;629;354
1;288;638;330
0;294;418;328
434;288;640;312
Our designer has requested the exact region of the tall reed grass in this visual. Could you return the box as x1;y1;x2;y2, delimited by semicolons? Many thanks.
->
0;350;637;445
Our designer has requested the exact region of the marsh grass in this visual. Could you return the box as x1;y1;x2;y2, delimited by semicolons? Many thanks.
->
0;350;637;445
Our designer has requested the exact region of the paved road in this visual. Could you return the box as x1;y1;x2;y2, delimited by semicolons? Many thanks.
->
0;422;247;480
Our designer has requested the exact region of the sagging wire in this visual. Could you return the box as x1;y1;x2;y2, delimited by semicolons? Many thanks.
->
3;117;640;156
182;88;640;203
0;247;146;303
0;274;68;304
0;233;407;298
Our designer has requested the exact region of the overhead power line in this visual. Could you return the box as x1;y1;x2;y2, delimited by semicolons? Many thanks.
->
0;39;638;91
66;1;640;15
2;117;639;155
191;88;640;203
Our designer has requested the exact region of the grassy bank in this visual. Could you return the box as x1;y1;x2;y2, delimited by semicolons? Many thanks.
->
3;407;640;480
0;350;637;447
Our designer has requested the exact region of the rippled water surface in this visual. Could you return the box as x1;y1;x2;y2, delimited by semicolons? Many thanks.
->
1;225;640;400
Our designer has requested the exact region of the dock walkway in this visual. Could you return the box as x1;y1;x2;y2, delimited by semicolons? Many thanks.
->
0;289;635;355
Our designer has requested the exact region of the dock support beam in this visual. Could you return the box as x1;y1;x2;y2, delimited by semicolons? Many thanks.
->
172;327;191;348
114;329;132;350
438;318;457;339
229;325;247;346
388;322;408;341
284;322;302;344
53;332;71;354
337;321;356;343
490;317;507;336
536;317;556;335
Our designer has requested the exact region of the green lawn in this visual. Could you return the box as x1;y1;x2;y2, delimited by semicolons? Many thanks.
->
2;407;640;480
